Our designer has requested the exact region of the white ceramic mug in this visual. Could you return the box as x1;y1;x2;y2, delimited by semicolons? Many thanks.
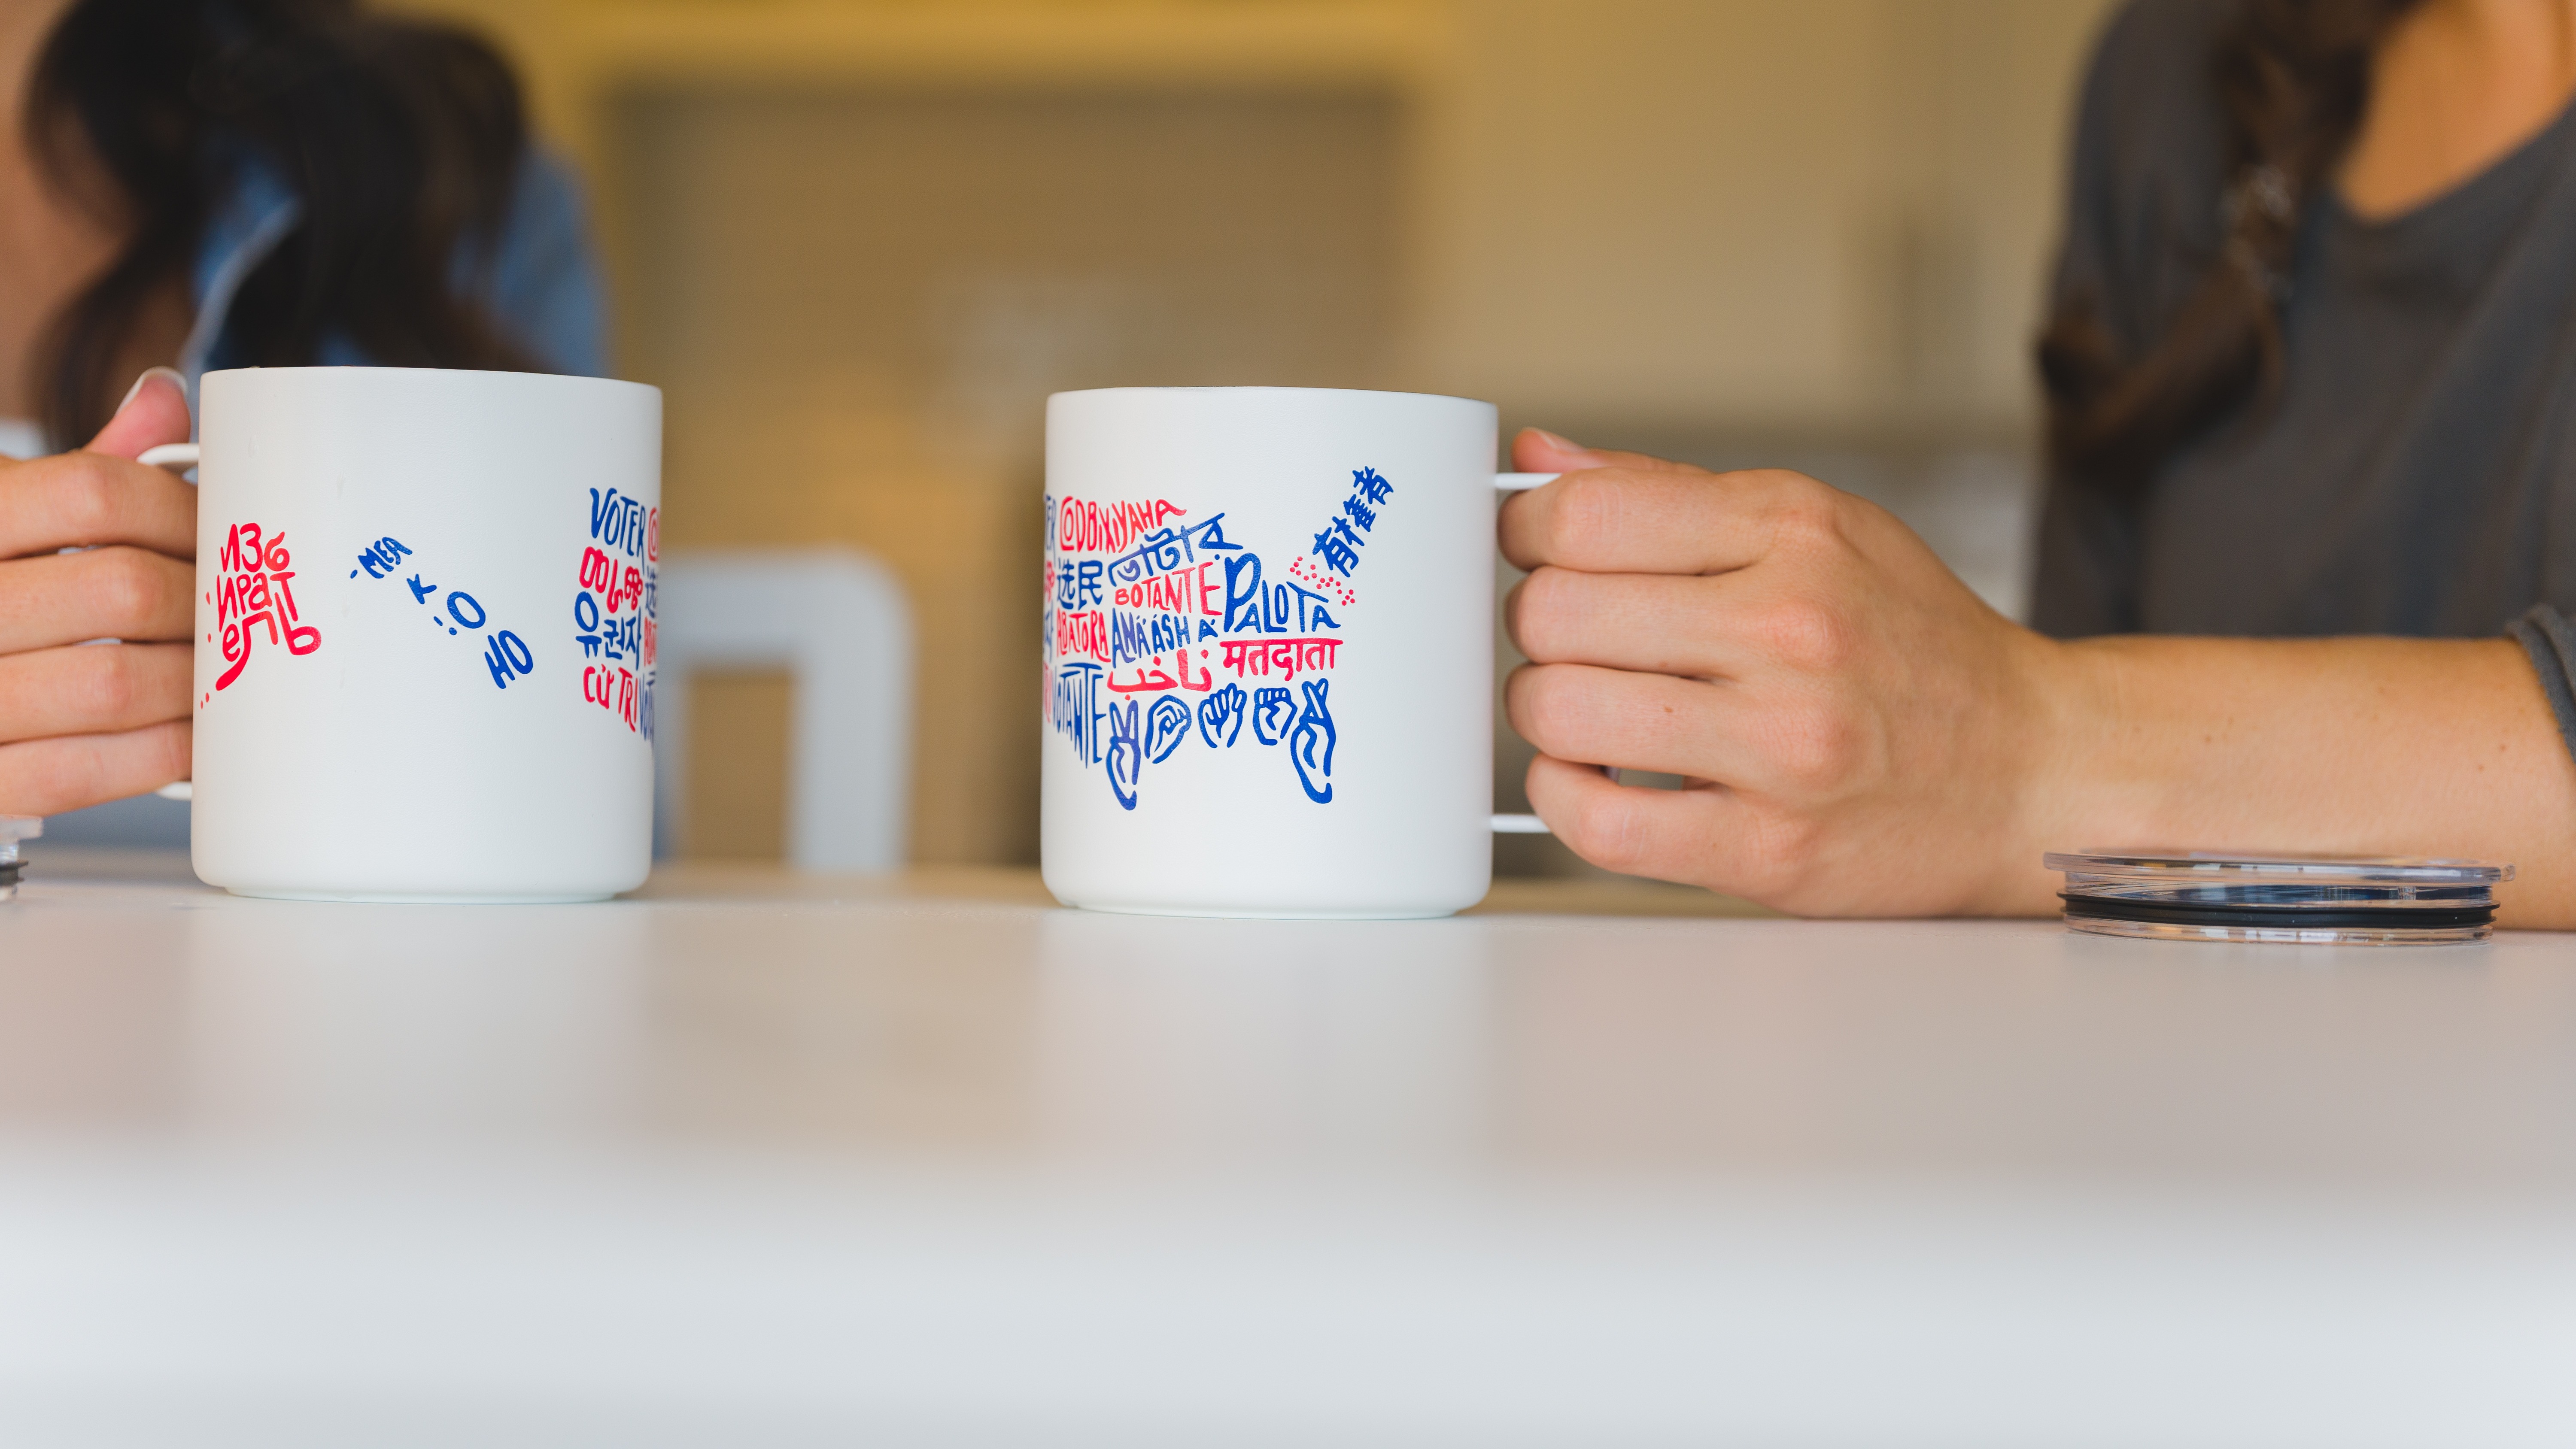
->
159;366;662;901
1039;387;1554;919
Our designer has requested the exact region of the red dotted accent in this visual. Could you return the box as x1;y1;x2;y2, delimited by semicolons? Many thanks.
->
1287;555;1359;609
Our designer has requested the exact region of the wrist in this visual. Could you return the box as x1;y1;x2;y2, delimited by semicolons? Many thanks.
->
1976;628;2130;914
2027;634;2193;867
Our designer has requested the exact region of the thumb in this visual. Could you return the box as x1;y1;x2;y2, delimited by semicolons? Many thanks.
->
1511;426;1702;476
84;367;192;461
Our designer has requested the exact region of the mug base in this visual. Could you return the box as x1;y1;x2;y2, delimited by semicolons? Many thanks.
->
1067;900;1464;922
225;887;619;905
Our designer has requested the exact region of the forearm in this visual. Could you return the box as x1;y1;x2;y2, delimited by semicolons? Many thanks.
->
2011;634;2576;927
1495;443;2576;924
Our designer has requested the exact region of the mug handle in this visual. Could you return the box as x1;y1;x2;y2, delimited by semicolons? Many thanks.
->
1491;471;1559;834
142;444;203;801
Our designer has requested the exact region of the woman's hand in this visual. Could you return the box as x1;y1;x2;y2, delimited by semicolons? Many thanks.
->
1501;428;2576;923
1501;429;2068;915
0;368;197;816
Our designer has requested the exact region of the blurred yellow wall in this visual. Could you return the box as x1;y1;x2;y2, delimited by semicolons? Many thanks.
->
1420;0;2109;434
386;0;2119;867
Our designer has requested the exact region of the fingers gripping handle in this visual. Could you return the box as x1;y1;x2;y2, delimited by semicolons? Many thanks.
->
145;442;203;801
1488;471;1558;837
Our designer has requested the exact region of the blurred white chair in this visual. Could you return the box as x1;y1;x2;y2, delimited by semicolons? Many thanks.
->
653;549;913;871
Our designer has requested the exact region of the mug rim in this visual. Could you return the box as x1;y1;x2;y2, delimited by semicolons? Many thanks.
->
1048;384;1493;409
200;364;659;402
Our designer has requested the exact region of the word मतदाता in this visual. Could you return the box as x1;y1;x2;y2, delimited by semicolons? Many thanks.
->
1041;466;1393;810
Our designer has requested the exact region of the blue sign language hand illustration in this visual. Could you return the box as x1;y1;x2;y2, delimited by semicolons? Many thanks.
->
1252;686;1296;746
1145;695;1193;764
1290;678;1337;804
1106;699;1143;811
1197;682;1246;748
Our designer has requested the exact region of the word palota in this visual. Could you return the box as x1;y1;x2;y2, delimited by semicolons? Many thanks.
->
213;521;321;694
1218;552;1340;636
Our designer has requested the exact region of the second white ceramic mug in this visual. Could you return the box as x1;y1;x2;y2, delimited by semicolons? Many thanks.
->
1039;386;1553;919
166;366;663;901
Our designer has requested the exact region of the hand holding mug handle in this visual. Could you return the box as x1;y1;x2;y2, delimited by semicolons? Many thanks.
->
1492;472;1558;834
141;443;201;801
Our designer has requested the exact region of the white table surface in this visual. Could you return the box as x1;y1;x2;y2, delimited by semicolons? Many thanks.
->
3;851;2573;1447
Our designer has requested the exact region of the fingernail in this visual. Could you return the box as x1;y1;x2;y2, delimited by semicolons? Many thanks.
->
1528;427;1598;458
118;366;186;413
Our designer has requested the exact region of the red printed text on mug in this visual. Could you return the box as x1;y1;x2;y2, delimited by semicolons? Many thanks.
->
204;522;321;700
572;488;656;739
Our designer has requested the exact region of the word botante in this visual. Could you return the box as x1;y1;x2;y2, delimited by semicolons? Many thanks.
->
1043;467;1393;809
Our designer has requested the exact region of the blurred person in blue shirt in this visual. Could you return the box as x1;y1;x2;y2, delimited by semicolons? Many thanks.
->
0;0;603;834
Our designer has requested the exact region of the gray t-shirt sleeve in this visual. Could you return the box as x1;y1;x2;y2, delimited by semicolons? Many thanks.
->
2509;606;2576;765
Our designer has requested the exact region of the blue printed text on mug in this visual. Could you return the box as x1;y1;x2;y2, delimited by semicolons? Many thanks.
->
1041;468;1394;809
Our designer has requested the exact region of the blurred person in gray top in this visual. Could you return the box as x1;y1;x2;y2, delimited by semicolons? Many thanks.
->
1496;0;2576;925
0;0;602;827
2034;0;2575;651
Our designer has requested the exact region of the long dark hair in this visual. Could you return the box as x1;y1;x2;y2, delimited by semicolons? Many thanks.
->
2038;0;2426;492
27;0;540;443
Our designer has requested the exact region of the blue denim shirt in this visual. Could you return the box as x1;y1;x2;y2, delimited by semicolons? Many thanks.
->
42;148;609;847
181;148;608;391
